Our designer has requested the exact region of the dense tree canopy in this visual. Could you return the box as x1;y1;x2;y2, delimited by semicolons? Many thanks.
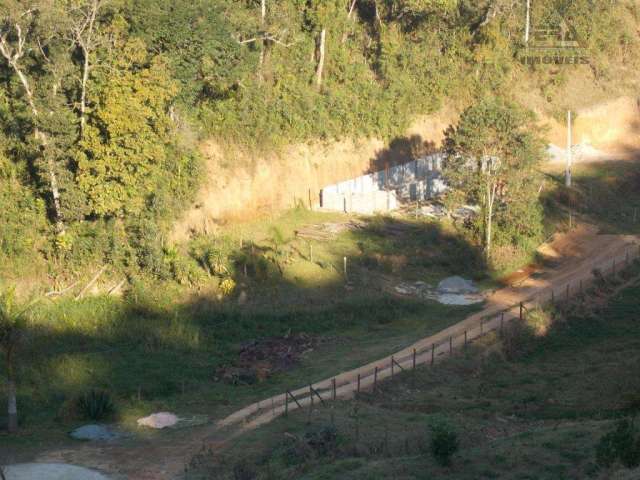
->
442;97;546;262
0;0;637;278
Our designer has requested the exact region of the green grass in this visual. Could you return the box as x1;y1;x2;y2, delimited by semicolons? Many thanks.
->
542;160;640;236
0;206;486;459
189;267;640;479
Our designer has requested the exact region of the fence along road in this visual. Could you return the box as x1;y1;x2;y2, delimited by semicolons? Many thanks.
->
217;235;640;432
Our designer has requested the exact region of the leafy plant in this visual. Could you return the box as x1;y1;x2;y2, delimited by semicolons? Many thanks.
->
429;418;459;467
596;418;640;469
76;389;116;421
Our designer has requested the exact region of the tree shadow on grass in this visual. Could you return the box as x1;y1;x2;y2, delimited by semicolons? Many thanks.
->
0;215;486;462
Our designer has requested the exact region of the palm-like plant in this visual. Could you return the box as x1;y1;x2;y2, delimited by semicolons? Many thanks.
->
0;289;30;433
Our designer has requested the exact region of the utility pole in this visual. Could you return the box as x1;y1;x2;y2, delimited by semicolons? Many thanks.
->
524;0;531;44
565;110;572;187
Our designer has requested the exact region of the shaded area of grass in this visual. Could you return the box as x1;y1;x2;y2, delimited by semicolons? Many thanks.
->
0;208;485;460
542;159;640;235
191;268;640;479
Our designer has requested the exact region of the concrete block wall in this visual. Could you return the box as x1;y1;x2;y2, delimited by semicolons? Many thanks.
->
320;153;447;214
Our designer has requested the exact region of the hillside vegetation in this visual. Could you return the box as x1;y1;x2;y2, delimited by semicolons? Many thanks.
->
0;0;639;286
1;0;640;459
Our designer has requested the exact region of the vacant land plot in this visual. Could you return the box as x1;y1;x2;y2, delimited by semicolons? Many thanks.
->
191;268;640;479
0;208;483;465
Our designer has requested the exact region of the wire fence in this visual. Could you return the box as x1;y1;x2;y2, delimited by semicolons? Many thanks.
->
219;244;640;429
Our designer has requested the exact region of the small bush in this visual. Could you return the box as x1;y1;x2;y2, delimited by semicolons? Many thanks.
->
233;461;256;480
219;278;237;297
500;308;552;360
429;419;459;467
596;418;640;469
278;435;312;466
76;389;115;421
276;424;340;466
305;424;339;457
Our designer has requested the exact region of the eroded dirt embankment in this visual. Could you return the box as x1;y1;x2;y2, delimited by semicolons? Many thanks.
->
172;96;640;242
171;106;459;241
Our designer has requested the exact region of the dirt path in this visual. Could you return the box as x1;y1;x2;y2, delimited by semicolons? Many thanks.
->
22;225;639;479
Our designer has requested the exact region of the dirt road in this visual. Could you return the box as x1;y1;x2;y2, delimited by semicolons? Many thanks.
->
18;223;635;479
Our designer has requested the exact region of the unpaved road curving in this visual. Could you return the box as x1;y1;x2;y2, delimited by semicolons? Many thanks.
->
12;223;635;479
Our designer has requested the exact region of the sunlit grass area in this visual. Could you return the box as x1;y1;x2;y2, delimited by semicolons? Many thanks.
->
0;206;485;458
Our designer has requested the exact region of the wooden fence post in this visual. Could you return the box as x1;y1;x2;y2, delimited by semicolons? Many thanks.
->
391;356;394;378
464;330;468;348
431;344;435;365
284;392;289;417
374;367;378;392
332;379;337;401
357;374;361;394
519;302;523;320
551;289;555;304
412;349;417;370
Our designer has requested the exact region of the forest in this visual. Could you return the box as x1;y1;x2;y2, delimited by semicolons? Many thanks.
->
1;0;638;286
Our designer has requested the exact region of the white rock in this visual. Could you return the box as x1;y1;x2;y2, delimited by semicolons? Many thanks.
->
137;412;179;429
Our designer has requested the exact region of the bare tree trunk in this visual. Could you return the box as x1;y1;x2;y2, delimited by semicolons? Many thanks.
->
0;30;65;233
485;180;497;261
80;45;90;137
348;0;357;19
7;379;17;433
315;28;326;89
258;0;266;82
342;0;358;43
76;0;100;139
6;348;17;433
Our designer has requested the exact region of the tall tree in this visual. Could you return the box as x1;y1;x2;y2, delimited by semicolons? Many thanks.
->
68;0;105;139
443;98;546;260
75;29;179;217
0;3;66;233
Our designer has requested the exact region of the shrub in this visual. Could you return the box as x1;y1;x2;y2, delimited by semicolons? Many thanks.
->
233;461;256;480
501;308;552;360
219;278;237;298
596;418;640;469
76;389;116;421
305;424;339;457
429;419;459;467
276;424;340;466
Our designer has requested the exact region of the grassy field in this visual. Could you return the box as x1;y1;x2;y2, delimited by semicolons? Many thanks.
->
0;207;486;458
187;263;640;479
2;157;639;463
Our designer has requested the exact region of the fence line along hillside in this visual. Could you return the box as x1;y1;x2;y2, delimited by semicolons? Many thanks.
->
218;243;640;432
